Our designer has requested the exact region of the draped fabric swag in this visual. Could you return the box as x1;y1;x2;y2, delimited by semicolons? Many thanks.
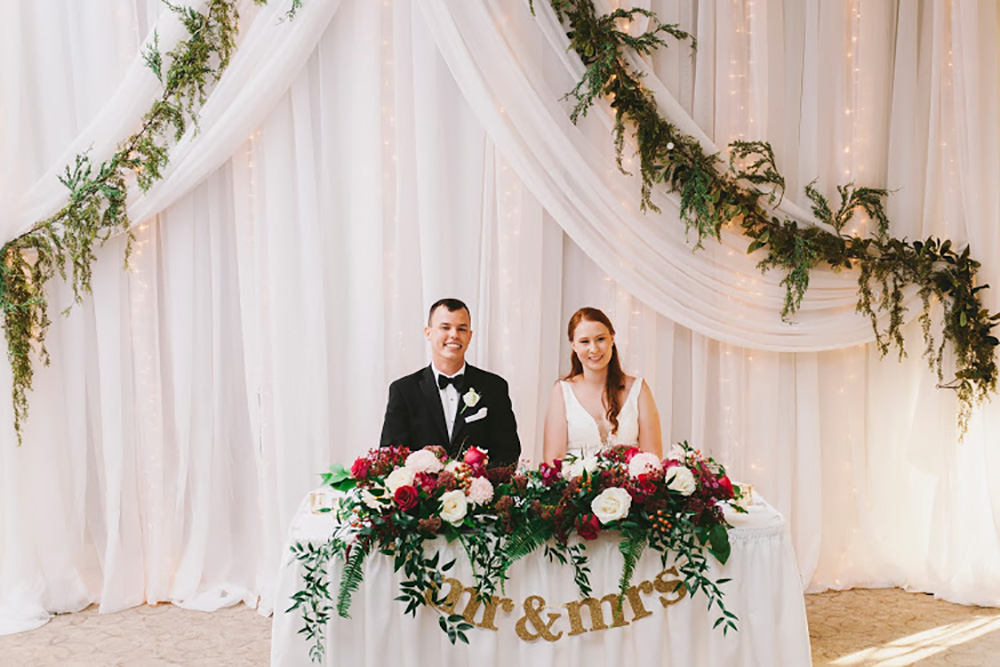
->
1;0;999;634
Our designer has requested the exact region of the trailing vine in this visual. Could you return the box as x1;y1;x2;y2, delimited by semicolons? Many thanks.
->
3;0;995;442
0;0;299;444
543;0;999;432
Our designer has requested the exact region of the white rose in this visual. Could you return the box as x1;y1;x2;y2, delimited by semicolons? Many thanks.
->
439;489;469;526
444;460;462;474
562;458;583;480
405;449;444;474
591;487;632;525
463;388;481;409
666;443;687;461
562;454;599;480
467;476;494;506
385;467;415;494
628;452;661;478
665;466;696;496
360;489;389;510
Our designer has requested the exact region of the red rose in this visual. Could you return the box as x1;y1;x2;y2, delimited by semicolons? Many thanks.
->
463;446;489;470
393;485;419;511
576;513;601;540
718;475;734;499
624;446;641;462
350;457;370;480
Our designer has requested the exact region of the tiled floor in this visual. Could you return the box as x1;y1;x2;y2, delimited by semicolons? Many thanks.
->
1;588;998;665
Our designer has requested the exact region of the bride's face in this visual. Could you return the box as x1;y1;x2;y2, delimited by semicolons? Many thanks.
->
571;319;614;373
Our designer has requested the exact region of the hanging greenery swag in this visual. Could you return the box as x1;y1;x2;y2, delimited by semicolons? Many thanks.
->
0;0;996;443
539;0;998;432
0;0;299;444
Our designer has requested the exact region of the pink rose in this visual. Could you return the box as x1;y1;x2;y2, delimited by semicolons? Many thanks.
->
463;446;490;470
350;457;370;480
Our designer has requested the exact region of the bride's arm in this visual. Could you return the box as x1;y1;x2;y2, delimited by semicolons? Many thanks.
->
637;380;663;458
542;382;568;463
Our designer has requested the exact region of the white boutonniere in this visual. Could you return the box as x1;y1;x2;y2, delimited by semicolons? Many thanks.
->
460;388;481;414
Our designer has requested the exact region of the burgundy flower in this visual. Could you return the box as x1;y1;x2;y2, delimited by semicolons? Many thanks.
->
511;474;528;493
576;513;601;540
393;485;419;511
350;457;370;480
486;465;514;485
417;516;442;533
718;475;734;499
414;472;438;493
627;475;658;504
539;460;562;486
437;471;459;491
645;496;667;512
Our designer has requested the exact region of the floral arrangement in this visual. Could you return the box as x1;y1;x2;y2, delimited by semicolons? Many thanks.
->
288;442;745;662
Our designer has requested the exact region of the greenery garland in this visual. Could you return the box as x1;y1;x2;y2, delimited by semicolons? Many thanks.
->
541;0;999;432
0;0;300;444
2;0;995;442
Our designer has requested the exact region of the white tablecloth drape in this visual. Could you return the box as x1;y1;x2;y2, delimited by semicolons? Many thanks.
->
270;493;812;666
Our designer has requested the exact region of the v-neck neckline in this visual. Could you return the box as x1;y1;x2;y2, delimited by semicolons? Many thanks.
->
565;378;639;445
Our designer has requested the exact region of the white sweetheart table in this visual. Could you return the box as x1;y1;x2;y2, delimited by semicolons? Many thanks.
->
270;492;812;666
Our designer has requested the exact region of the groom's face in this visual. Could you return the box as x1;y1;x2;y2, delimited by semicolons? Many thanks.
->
425;306;473;368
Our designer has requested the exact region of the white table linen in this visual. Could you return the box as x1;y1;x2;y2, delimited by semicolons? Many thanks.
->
271;493;812;666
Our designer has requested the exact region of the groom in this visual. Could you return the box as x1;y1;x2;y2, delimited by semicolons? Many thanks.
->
379;298;521;467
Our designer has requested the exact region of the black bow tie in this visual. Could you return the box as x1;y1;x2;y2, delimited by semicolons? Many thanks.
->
438;373;465;391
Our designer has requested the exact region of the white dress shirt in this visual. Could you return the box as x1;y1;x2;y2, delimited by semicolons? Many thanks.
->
431;363;466;440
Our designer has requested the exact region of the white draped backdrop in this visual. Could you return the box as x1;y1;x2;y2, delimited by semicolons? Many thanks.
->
2;0;999;634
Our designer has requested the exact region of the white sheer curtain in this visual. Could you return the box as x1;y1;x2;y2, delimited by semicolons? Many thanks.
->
2;0;1000;636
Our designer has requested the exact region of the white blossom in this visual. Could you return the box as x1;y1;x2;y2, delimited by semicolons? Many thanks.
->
385;466;416;494
628;452;661;478
439;489;469;526
405;449;444;474
591;487;632;524
467;476;494;506
665;466;696;496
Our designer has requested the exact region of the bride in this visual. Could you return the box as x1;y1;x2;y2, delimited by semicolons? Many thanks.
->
543;307;662;462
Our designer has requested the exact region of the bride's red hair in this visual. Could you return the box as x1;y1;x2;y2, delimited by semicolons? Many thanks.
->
565;307;626;434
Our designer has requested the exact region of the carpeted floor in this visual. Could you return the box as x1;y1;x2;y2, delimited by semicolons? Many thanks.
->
1;588;998;665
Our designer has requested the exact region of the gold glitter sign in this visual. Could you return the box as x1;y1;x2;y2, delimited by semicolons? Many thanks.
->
426;567;687;641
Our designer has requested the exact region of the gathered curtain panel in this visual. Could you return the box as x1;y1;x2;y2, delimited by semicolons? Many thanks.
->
1;0;999;636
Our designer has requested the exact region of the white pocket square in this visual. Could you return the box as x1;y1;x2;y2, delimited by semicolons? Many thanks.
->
464;408;488;423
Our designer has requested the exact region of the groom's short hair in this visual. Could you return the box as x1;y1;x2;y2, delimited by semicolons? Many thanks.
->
428;298;470;325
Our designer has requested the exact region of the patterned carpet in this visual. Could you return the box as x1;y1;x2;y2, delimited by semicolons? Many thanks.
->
1;588;998;665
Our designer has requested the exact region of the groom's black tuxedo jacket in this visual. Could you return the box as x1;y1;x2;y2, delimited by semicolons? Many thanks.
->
379;364;521;467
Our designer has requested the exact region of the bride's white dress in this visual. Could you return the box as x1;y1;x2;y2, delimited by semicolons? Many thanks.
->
562;377;643;459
